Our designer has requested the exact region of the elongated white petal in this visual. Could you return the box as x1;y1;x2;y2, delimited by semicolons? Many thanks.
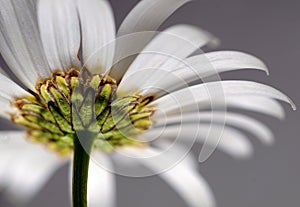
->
118;0;192;36
118;25;218;95
88;153;115;207
0;98;13;119
173;50;269;82
0;73;30;119
154;93;284;119
0;0;50;90
120;147;216;207
125;51;270;97
0;73;29;100
38;0;81;71
154;112;274;145
155;141;198;169
112;0;192;82
153;81;296;116
159;164;215;207
76;0;116;74
144;124;253;158
0;73;29;118
0;131;65;204
225;95;285;119
128;24;217;73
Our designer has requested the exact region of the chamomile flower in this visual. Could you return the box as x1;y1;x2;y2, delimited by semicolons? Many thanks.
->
0;0;295;207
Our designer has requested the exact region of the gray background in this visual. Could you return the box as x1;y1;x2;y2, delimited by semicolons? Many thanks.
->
1;0;299;206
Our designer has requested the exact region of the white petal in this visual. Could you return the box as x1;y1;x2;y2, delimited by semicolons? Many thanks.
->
0;73;29;100
0;98;13;119
76;0;116;74
0;0;51;90
153;112;274;145
0;73;31;119
121;146;216;207
173;50;269;82
225;95;285;119
124;51;270;97
154;94;284;120
118;0;192;36
112;0;192;81
0;131;65;204
159;164;215;207
152;81;296;116
118;25;218;95
38;0;81;71
88;153;116;207
144;124;253;158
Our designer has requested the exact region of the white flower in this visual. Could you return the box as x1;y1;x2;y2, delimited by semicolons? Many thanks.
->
0;0;295;207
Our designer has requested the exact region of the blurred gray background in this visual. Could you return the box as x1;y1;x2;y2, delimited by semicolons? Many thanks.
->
1;0;299;206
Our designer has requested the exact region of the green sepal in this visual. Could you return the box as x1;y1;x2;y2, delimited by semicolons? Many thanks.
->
95;84;112;116
79;88;95;127
21;103;56;123
49;86;71;122
55;76;70;99
48;103;73;134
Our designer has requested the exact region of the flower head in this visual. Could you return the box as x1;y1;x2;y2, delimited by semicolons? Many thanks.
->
0;0;295;207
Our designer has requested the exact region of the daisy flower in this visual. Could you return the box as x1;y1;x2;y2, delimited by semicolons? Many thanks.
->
0;0;295;207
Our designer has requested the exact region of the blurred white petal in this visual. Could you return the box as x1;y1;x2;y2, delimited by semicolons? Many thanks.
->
0;98;13;119
38;0;81;71
225;95;285;119
0;0;50;90
76;0;116;74
144;124;253;158
0;131;66;204
88;153;116;207
154;112;274;145
120;146;216;207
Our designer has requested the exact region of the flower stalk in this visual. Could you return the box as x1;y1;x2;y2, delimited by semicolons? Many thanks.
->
72;134;94;207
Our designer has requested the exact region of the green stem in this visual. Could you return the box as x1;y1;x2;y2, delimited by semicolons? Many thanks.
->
72;134;94;207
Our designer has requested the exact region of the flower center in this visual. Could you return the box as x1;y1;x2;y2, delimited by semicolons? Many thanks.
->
11;69;155;155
